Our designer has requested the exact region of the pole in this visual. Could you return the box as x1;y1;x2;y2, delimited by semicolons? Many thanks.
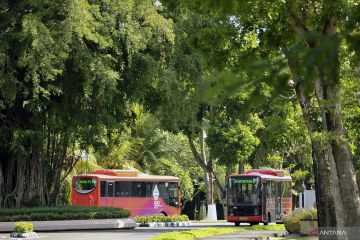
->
207;172;217;220
210;172;214;204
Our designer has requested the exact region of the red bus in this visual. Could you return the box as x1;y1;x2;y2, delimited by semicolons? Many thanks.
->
72;169;181;217
226;169;292;226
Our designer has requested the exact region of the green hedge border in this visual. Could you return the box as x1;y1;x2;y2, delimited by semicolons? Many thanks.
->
0;206;130;222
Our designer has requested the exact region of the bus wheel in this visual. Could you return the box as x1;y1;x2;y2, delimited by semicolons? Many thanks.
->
250;222;258;226
234;222;240;227
160;211;168;216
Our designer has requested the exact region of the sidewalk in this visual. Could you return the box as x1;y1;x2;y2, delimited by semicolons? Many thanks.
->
201;230;287;240
0;218;136;232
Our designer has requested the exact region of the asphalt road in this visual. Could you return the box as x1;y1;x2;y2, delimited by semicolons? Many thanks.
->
0;223;229;240
0;223;290;240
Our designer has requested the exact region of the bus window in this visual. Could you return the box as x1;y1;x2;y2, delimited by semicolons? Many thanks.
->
282;181;291;197
131;182;146;197
100;181;106;197
158;182;169;204
74;178;97;194
169;182;179;207
115;181;130;197
107;182;114;197
146;182;154;197
271;181;275;198
229;177;260;205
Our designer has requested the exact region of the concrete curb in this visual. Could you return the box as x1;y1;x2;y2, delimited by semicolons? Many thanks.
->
0;218;136;232
137;221;192;227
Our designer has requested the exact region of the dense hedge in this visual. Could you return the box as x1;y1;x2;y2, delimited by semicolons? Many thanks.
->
133;214;189;224
0;206;130;222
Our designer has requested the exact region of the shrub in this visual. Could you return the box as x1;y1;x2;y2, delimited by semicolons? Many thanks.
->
14;222;33;233
283;208;307;233
309;208;317;219
133;214;189;223
302;208;317;220
0;206;130;222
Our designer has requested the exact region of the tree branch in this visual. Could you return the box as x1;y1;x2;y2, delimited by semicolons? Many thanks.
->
287;14;309;36
287;14;316;47
186;134;224;193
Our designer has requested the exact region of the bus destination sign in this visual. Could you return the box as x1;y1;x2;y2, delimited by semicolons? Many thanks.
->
78;179;96;184
232;178;257;184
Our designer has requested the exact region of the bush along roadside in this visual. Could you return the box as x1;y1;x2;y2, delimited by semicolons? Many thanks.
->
133;214;190;227
0;206;130;222
10;222;38;239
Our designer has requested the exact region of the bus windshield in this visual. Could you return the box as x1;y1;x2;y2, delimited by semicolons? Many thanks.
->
74;177;96;194
228;177;260;205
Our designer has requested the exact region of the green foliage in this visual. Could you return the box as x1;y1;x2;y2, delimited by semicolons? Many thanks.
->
283;208;307;233
150;225;285;240
207;114;264;166
13;222;34;233
133;214;189;224
150;227;243;240
0;206;130;222
0;0;179;206
302;208;318;220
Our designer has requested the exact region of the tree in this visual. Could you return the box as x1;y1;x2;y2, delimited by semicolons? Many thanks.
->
166;0;360;231
0;0;174;207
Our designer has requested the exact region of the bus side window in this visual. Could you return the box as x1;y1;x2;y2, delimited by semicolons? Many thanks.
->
146;182;155;197
131;182;146;197
158;182;169;204
277;182;282;198
283;181;291;197
100;181;106;197
115;181;130;197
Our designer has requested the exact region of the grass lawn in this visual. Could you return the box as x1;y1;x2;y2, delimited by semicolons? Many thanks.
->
150;224;286;240
269;237;318;240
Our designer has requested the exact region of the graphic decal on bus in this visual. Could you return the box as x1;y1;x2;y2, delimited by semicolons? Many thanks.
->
153;184;162;209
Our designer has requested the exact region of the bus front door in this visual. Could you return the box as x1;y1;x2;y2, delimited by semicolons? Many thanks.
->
106;181;115;207
275;182;282;220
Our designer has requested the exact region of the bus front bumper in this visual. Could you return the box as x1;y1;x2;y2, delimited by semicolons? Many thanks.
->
227;215;263;222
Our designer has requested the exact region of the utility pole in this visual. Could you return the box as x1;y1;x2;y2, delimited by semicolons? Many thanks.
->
207;172;217;220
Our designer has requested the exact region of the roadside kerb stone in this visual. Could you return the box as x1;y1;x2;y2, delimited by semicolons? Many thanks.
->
137;221;191;228
0;218;136;232
10;232;38;238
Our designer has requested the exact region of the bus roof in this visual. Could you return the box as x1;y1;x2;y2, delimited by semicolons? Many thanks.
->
75;173;179;181
231;169;292;181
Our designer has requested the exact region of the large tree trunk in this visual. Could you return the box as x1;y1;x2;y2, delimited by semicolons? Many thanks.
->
0;159;4;207
315;68;360;226
24;142;46;205
289;60;346;233
287;15;360;233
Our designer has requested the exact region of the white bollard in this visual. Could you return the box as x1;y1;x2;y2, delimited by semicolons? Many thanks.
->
207;204;217;220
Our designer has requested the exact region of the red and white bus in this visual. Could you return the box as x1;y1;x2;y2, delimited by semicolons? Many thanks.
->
72;169;181;217
226;169;292;226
